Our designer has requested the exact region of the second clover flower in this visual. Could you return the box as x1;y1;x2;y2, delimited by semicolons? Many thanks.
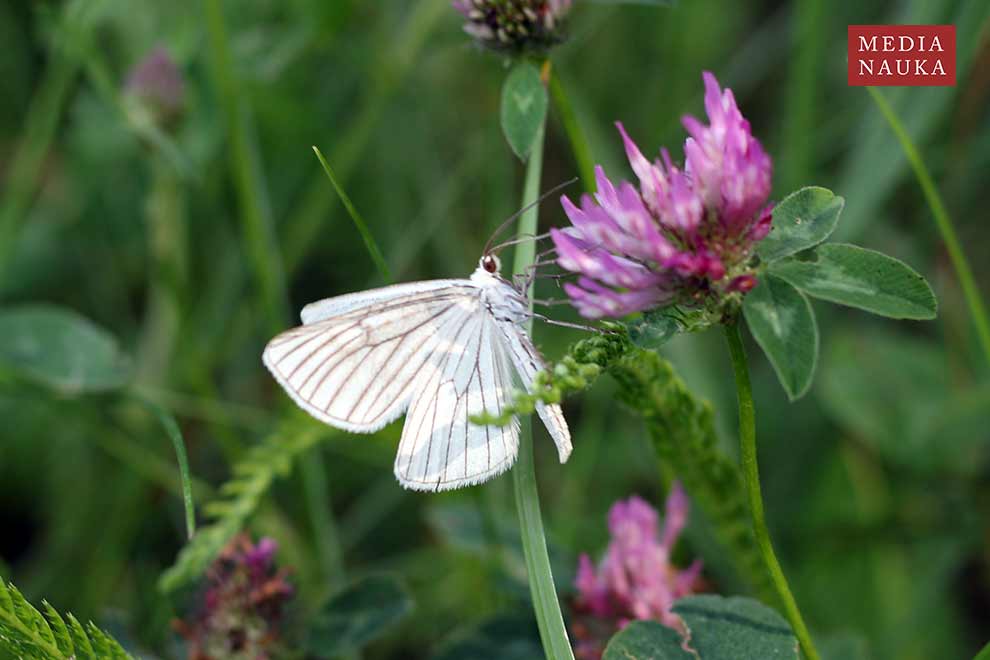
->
453;0;572;53
551;72;773;319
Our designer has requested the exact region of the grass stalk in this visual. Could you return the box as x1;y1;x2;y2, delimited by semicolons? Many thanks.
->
312;146;391;282
867;86;990;367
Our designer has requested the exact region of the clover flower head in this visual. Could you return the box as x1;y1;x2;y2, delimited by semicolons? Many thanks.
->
176;534;294;660
124;46;185;127
571;485;702;659
552;72;773;319
452;0;573;53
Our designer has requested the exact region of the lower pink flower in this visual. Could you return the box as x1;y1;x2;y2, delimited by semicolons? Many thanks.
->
571;485;703;659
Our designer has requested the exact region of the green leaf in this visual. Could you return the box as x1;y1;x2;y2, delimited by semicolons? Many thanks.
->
432;615;542;660
500;62;548;161
757;187;844;262
602;620;694;659
770;243;936;319
742;275;819;400
68;614;96;660
0;305;131;394
42;602;73;657
306;574;414;657
627;311;681;350
974;640;990;660
626;307;711;350
674;595;799;660
0;576;131;659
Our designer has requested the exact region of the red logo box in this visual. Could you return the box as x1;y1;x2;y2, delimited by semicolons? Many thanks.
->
848;25;956;86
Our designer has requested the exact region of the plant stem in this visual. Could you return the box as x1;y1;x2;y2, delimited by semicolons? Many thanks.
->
511;104;574;658
548;72;595;192
723;322;819;660
866;86;990;368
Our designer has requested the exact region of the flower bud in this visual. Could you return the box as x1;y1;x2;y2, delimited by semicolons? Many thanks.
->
124;46;185;129
452;0;573;54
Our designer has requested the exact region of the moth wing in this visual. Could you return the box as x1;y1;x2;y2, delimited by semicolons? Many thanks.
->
395;315;520;492
299;279;467;325
263;281;481;433
498;321;572;463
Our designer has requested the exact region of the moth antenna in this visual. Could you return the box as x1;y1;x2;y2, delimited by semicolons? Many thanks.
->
528;313;604;334
482;177;579;256
490;231;553;254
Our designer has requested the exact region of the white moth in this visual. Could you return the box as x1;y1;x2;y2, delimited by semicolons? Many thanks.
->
263;253;571;492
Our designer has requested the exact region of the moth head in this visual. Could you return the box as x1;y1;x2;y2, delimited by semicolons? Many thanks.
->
480;254;501;274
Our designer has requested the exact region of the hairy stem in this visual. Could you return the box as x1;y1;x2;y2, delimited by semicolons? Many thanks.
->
512;91;574;659
724;322;819;660
867;86;990;368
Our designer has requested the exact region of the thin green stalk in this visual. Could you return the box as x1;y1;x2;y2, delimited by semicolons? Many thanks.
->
136;156;187;386
148;403;197;539
867;86;990;367
548;72;595;192
723;323;819;660
312;146;391;282
512;113;574;659
204;0;288;331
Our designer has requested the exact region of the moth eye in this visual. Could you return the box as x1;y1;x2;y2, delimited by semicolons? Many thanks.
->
482;256;497;273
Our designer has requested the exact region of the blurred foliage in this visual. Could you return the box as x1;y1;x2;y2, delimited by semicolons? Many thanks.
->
0;0;988;659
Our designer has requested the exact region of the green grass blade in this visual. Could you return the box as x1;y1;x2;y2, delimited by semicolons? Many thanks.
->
867;86;990;367
312;146;391;283
144;400;197;539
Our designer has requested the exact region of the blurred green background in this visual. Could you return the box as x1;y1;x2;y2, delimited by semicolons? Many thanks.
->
1;0;988;658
